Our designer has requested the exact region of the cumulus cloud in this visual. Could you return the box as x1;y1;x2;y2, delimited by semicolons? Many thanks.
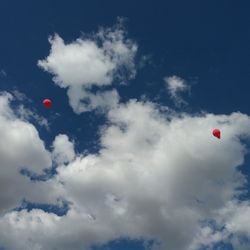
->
164;75;190;106
0;92;61;215
38;21;137;113
1;95;250;250
52;134;75;165
66;85;120;114
1;22;250;250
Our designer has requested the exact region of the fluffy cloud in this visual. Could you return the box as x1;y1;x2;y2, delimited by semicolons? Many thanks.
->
1;22;250;249
164;75;190;106
0;92;60;215
66;86;120;113
52;134;75;165
38;21;137;113
1;96;250;250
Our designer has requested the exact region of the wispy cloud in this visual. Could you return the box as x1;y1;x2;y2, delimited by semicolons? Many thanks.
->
0;69;7;77
10;89;50;130
16;104;50;130
12;89;30;102
164;75;190;106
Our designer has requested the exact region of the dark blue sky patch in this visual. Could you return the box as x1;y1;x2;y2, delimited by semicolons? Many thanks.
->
13;199;70;217
199;242;234;250
91;238;157;250
19;166;57;181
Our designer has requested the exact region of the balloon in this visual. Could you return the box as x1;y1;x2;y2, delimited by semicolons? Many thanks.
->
213;128;221;139
43;99;52;108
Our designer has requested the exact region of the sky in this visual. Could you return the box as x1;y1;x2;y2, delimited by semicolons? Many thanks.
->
1;1;250;250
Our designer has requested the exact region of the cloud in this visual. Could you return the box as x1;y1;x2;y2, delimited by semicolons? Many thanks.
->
217;201;250;249
16;104;50;130
52;134;75;165
1;22;250;250
12;90;29;102
10;89;50;130
0;69;7;77
38;21;137;113
66;85;120;114
1;96;250;249
164;75;190;106
0;92;62;216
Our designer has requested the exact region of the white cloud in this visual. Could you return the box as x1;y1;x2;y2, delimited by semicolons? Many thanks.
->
52;134;75;165
38;21;137;113
0;92;62;215
0;19;250;246
164;75;190;106
218;201;250;249
226;202;250;235
67;85;120;114
1;96;250;249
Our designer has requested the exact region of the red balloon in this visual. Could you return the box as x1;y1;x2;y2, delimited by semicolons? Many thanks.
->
213;128;221;139
43;99;52;108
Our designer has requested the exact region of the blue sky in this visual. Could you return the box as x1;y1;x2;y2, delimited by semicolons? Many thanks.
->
1;1;250;250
